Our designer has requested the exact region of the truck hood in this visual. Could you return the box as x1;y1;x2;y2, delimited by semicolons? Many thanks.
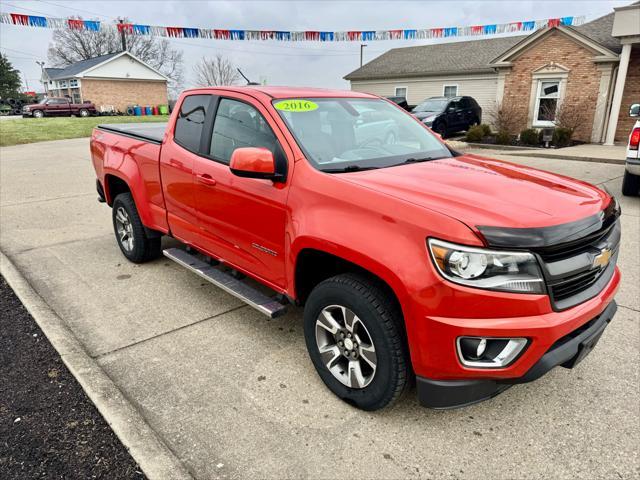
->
339;154;610;229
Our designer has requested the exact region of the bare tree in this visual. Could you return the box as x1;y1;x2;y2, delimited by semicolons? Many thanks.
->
487;101;523;134
193;54;240;87
47;19;184;97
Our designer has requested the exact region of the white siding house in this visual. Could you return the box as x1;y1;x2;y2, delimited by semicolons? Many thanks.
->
350;74;500;116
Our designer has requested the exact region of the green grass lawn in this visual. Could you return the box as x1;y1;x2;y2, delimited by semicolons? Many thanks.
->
0;115;169;147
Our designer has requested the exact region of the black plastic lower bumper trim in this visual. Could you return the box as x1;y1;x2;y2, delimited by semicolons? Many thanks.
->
416;301;617;409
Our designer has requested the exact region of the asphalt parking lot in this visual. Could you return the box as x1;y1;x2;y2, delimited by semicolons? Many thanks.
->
1;138;638;479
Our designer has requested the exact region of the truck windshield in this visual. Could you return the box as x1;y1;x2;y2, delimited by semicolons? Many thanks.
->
273;98;452;172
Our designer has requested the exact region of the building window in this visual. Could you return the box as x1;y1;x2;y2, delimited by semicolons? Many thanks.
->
443;85;458;97
534;80;560;125
59;80;68;88
394;87;407;98
69;79;78;88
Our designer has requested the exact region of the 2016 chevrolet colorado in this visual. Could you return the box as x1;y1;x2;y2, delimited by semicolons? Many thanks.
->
91;87;620;411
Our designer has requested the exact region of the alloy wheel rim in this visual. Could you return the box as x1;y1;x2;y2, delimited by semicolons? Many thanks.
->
115;207;134;252
315;305;377;389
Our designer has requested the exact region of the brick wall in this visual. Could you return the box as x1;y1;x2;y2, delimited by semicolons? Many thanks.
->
615;45;640;142
501;30;602;142
80;79;168;113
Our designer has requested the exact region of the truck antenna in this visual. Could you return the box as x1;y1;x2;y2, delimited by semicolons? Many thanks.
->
237;68;260;85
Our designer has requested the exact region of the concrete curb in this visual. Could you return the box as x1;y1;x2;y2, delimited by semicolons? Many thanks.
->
0;250;194;480
507;152;626;165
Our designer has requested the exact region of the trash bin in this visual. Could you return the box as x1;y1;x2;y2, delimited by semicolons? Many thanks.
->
145;106;152;116
133;105;142;116
159;105;169;115
152;106;159;115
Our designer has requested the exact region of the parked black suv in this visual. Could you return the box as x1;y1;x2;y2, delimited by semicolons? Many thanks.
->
385;96;413;112
412;96;482;137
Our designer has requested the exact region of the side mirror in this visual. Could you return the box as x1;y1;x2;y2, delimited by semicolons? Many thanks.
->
630;104;640;117
229;147;281;181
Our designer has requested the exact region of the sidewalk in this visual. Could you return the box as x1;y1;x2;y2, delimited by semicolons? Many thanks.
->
464;143;627;165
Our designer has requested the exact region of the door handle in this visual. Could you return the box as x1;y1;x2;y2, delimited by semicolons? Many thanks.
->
197;173;217;186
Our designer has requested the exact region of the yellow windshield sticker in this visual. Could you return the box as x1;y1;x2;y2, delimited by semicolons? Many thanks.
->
274;99;319;112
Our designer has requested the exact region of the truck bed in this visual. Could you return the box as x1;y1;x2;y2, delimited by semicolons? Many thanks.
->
97;122;167;144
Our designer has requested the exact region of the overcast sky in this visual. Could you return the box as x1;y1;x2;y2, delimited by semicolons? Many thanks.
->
0;0;630;93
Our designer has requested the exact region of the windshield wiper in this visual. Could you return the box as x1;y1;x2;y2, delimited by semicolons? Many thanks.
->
403;157;439;163
321;164;378;173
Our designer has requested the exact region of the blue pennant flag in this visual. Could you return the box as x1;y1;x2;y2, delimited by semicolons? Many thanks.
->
320;31;334;41
560;16;574;26
230;30;245;40
362;31;375;41
275;31;291;41
444;27;458;37
83;20;100;31
133;24;150;35
403;29;417;39
522;21;535;30
183;28;199;38
28;16;47;27
483;24;497;34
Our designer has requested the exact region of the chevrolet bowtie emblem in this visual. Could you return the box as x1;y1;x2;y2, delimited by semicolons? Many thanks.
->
593;248;612;269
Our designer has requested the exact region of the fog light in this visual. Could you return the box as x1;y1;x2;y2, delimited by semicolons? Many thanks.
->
457;337;527;368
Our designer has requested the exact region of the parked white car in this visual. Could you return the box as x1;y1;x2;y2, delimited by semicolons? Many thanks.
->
623;103;640;196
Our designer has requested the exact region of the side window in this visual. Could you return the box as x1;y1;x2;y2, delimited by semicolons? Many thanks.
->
210;98;279;164
174;95;211;153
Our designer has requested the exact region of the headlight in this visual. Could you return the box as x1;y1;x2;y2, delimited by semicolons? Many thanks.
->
428;238;545;294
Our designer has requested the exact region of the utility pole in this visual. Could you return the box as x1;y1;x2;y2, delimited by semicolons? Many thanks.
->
360;43;367;67
36;60;46;94
119;19;127;51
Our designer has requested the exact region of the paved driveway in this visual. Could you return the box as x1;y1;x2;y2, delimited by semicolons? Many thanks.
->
1;139;638;479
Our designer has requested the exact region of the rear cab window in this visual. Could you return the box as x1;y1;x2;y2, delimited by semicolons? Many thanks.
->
174;94;212;153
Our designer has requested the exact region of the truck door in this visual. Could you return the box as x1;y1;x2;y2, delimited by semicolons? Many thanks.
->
191;94;290;289
159;94;214;244
59;98;72;116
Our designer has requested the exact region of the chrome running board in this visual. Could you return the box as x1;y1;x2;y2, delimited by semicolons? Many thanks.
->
163;248;287;319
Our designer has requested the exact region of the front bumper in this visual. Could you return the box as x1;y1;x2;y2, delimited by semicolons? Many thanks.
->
417;301;617;409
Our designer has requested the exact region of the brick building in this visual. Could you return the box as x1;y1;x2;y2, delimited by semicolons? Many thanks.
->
41;51;168;113
346;3;640;144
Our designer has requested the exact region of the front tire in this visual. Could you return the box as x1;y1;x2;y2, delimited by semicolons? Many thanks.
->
303;273;410;411
32;110;44;118
79;108;90;117
112;193;161;263
622;170;640;196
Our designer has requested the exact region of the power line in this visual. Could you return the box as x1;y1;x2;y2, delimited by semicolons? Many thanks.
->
0;47;43;59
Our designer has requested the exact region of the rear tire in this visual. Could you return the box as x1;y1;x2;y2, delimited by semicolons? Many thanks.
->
112;193;161;263
79;108;89;117
622;170;640;196
303;273;410;411
434;122;447;139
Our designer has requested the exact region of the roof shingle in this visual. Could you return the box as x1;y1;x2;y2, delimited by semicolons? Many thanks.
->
344;13;620;81
44;52;121;80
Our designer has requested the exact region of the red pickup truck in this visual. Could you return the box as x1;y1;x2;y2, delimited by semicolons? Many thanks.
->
91;87;620;410
23;97;96;118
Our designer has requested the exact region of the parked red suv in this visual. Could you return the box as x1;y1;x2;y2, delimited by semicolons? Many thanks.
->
23;97;96;118
91;87;620;410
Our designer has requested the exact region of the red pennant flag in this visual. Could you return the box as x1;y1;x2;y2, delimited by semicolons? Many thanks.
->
11;13;29;25
68;19;84;30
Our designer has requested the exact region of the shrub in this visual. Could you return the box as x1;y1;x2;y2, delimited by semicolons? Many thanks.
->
552;127;573;148
519;128;539;146
480;124;492;136
495;130;511;145
465;124;485;142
